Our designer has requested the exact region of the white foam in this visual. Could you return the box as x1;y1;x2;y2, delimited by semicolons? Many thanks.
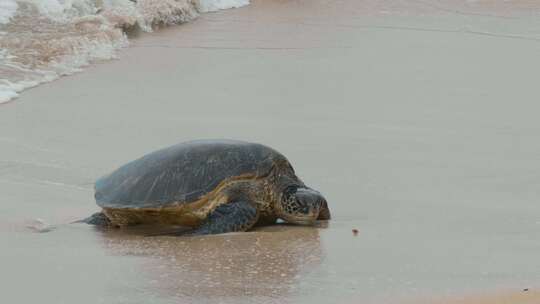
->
0;0;18;24
19;0;98;22
134;0;199;31
0;64;57;104
198;0;250;13
0;29;128;105
0;86;19;104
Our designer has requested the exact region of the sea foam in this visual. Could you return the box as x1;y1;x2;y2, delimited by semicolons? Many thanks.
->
0;0;250;104
0;0;18;25
198;0;250;13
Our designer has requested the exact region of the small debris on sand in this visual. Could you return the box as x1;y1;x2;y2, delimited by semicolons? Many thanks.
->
26;218;56;233
352;229;359;236
523;288;529;292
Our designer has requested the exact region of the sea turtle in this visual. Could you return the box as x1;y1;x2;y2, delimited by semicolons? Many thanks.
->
84;140;331;235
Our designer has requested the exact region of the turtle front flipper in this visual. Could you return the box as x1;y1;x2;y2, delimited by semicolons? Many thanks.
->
182;201;260;236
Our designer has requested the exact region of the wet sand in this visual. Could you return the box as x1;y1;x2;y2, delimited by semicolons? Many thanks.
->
421;289;540;304
1;1;540;303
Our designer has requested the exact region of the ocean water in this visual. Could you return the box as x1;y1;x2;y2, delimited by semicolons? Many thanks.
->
0;0;249;104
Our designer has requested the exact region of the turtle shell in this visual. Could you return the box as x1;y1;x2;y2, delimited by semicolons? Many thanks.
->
95;140;288;209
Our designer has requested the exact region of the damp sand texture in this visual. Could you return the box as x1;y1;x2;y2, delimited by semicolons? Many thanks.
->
1;1;540;304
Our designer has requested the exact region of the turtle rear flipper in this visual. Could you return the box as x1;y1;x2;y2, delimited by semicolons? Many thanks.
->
77;212;112;227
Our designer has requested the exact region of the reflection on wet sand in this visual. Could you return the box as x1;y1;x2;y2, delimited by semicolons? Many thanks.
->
97;224;326;303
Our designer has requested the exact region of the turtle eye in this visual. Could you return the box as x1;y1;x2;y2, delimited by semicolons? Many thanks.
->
282;185;299;199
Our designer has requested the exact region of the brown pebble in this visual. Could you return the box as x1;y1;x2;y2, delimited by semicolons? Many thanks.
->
352;229;359;236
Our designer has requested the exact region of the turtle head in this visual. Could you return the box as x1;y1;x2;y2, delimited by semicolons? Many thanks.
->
277;186;327;225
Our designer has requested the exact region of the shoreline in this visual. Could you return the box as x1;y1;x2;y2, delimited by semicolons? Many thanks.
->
4;0;539;105
0;0;251;104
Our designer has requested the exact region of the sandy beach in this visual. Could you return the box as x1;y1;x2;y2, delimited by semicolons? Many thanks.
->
1;1;540;303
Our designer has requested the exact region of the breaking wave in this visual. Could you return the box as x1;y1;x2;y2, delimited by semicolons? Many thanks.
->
0;0;249;104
